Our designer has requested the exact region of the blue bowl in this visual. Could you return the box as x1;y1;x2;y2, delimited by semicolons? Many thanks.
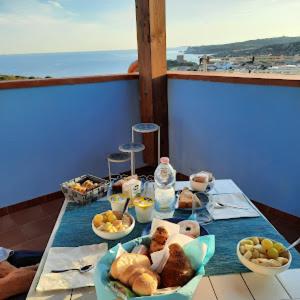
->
176;192;209;213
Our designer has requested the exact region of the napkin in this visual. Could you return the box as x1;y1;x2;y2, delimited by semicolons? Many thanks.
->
36;243;108;292
206;193;260;220
0;247;13;262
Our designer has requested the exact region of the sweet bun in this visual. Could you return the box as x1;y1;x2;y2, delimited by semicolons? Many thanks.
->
110;253;150;280
152;226;168;244
150;239;165;253
119;265;146;286
161;243;194;287
132;272;158;296
149;226;169;254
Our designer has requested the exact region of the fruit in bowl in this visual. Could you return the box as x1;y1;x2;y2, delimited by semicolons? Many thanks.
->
92;210;135;240
237;236;292;275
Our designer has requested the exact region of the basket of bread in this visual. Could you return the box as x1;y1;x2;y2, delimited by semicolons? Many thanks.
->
61;174;108;204
94;219;215;299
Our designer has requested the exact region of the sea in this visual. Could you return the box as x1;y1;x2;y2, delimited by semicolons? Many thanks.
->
0;48;201;78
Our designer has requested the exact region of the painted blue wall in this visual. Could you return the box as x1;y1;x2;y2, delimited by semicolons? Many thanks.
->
0;80;143;207
168;79;300;217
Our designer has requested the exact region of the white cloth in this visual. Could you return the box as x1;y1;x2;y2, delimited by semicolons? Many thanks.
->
207;193;260;220
0;247;13;262
36;243;108;292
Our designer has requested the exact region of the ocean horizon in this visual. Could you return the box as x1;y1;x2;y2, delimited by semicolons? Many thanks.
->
0;48;200;78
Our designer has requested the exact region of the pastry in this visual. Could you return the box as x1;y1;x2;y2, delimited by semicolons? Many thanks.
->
150;226;169;254
111;253;160;296
110;253;150;280
178;220;200;238
150;240;165;253
152;227;168;244
132;272;158;296
178;188;200;209
161;243;194;287
112;175;139;193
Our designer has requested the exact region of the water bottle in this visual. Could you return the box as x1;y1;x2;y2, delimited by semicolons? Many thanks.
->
154;157;176;219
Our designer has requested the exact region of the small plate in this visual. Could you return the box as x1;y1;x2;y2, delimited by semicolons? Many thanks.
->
176;191;210;213
92;213;135;240
141;217;209;236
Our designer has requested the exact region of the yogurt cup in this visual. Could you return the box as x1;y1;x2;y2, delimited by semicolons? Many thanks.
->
133;197;154;223
109;194;128;212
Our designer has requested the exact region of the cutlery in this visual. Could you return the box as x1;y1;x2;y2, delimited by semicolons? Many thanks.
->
214;202;249;210
281;237;300;254
122;197;130;216
51;264;94;273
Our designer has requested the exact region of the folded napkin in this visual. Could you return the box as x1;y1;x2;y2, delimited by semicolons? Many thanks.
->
206;193;260;220
36;243;108;292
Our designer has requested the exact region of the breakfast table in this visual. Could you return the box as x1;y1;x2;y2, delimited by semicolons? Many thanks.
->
26;179;300;300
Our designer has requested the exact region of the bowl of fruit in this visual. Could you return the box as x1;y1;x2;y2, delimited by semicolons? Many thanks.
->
92;210;135;240
237;237;291;275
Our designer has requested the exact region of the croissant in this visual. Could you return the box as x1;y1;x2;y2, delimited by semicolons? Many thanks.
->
161;243;194;288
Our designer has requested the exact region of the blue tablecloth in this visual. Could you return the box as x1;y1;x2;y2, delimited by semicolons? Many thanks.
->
52;199;300;276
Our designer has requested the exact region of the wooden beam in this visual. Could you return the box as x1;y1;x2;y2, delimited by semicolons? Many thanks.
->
135;0;169;165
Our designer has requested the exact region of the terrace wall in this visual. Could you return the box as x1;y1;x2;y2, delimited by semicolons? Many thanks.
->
168;78;300;217
0;79;142;207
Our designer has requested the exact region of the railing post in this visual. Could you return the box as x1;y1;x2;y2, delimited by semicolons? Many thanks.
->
135;0;169;166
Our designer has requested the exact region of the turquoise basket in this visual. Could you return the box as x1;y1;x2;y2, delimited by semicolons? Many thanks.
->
94;235;215;300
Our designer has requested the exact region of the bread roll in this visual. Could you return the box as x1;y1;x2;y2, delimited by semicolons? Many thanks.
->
150;240;165;253
161;243;194;287
152;227;168;244
149;226;169;254
110;253;150;280
119;265;146;286
132;273;158;296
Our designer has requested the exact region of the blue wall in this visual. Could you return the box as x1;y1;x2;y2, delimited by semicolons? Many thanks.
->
168;79;300;217
0;80;142;207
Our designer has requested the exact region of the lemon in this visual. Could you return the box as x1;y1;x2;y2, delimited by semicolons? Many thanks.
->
274;242;285;253
267;247;279;259
261;239;273;250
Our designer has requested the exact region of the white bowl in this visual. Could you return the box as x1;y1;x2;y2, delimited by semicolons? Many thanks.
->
190;173;210;192
237;237;292;276
92;213;135;240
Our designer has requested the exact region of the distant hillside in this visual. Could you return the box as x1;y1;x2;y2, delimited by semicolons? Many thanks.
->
0;74;50;81
185;36;300;57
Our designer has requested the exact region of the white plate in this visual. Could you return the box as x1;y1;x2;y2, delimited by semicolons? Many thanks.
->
237;236;292;275
92;213;135;240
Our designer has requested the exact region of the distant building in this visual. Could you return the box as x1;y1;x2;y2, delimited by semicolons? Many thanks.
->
176;55;185;64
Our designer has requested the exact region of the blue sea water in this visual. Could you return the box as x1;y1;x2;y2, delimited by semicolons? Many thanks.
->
0;48;200;78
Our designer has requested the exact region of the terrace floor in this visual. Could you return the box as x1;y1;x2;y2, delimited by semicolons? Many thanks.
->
1;169;299;252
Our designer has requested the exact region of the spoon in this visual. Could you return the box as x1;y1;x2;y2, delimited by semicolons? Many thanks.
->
214;202;249;210
122;197;130;217
51;264;94;273
281;237;300;254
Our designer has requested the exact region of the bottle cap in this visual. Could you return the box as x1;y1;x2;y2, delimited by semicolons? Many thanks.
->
160;157;169;164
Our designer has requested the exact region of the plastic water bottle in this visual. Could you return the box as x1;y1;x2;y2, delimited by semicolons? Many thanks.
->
154;157;176;219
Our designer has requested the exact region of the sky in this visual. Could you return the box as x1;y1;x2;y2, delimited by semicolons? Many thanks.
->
0;0;300;54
